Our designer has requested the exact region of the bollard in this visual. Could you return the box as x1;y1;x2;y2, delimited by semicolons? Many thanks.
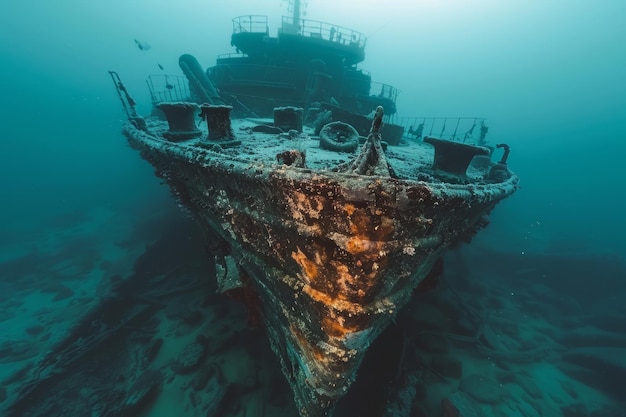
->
423;137;490;176
157;102;201;142
274;106;303;133
199;105;240;147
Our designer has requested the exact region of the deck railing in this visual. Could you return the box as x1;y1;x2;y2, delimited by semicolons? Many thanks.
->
232;15;269;35
370;82;399;103
396;116;489;144
216;52;248;60
146;74;191;105
230;14;366;49
281;16;366;49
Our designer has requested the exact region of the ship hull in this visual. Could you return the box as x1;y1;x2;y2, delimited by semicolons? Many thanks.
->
124;123;518;416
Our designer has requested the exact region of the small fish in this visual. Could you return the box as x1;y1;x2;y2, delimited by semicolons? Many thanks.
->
134;39;151;51
166;83;174;90
158;63;164;70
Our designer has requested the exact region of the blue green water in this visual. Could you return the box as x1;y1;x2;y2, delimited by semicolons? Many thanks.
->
1;1;625;416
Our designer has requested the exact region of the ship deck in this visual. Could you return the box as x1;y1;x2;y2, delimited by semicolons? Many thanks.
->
143;117;490;183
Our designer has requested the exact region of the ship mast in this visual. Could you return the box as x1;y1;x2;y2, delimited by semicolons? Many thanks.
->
292;0;301;22
287;0;306;32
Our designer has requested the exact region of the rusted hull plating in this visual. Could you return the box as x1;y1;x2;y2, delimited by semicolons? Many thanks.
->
124;123;518;416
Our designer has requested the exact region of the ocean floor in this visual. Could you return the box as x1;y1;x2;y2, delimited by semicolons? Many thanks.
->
1;206;625;417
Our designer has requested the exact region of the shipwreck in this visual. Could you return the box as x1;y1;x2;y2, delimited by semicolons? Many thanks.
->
110;2;519;416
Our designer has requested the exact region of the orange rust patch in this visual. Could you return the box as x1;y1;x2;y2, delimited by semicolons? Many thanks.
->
322;316;348;338
302;285;364;314
345;237;381;255
328;261;357;300
312;349;325;361
291;248;319;282
343;203;356;216
347;208;396;242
